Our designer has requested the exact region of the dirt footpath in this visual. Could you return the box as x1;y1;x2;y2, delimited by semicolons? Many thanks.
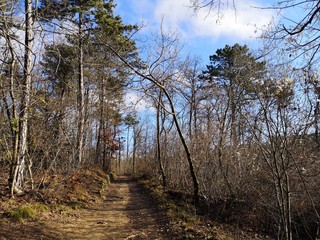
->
0;175;171;240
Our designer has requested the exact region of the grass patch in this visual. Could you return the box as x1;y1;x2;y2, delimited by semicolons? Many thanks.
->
33;203;50;212
109;172;116;182
7;203;50;222
8;205;36;222
99;178;110;198
136;176;225;240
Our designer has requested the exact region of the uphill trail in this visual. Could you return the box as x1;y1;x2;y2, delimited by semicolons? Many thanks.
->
0;175;171;240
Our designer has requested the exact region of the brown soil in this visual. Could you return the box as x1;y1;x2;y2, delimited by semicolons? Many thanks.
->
0;168;274;240
0;175;171;240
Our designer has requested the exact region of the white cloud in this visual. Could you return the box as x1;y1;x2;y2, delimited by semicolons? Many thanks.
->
188;0;276;40
125;91;152;112
122;0;277;43
155;0;193;24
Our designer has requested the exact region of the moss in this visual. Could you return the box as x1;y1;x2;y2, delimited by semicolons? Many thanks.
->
176;210;188;219
186;215;198;222
167;202;178;211
8;205;36;222
33;203;49;212
98;177;110;198
109;172;116;182
8;210;24;222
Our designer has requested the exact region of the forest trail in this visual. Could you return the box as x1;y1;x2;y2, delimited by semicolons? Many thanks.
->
0;175;170;240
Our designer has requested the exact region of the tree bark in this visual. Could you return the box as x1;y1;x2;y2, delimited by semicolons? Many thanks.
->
1;25;19;192
8;40;19;195
132;124;137;174
162;88;200;204
11;0;34;194
76;11;85;167
156;91;167;189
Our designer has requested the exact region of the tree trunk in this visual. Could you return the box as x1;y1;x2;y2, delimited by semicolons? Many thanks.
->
126;125;130;161
8;48;19;195
315;99;319;141
96;77;106;165
1;30;19;192
76;11;85;167
118;135;121;173
163;88;200;204
132;124;137;174
107;44;200;204
156;92;167;189
229;87;238;147
11;0;34;194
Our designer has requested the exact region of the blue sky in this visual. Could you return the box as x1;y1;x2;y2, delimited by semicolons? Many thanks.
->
113;0;282;113
114;0;279;63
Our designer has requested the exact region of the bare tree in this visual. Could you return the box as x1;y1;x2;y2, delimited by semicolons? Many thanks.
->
262;1;320;68
190;0;236;18
76;11;85;167
154;88;170;189
107;27;201;204
0;0;20;192
11;0;35;194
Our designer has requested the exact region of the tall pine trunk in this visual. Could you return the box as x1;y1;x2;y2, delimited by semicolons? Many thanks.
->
96;77;105;165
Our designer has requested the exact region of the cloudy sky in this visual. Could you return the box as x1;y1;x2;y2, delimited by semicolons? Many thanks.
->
113;0;281;112
114;0;278;62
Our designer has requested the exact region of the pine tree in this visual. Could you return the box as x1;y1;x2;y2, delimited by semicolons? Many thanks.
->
38;0;139;169
202;44;266;146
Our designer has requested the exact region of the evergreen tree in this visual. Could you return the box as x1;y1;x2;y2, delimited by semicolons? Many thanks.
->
38;0;138;169
202;44;266;146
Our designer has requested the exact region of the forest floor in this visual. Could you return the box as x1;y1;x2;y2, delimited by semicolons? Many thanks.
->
0;167;272;239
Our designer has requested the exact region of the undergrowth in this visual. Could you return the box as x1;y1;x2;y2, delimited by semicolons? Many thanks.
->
136;175;217;240
7;203;49;222
2;166;111;223
136;174;272;240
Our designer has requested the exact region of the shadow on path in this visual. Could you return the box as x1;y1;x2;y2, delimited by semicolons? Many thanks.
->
0;175;171;240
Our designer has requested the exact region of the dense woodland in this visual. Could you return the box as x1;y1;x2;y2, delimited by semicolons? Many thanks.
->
1;0;320;239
